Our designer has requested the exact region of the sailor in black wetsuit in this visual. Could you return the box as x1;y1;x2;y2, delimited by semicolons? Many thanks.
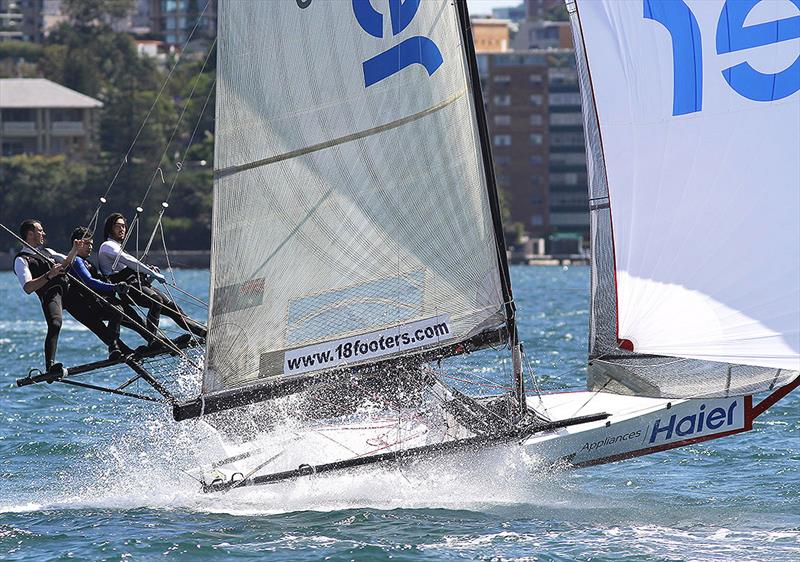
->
13;219;81;375
67;227;153;348
64;227;145;360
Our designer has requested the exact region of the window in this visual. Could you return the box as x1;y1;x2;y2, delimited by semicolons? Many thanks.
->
549;92;582;106
530;214;544;226
493;74;511;83
550;132;585;146
494;134;512;146
529;94;543;106
550;192;589;207
529;74;543;84
2;108;33;122
2;142;24;156
494;155;512;165
494;114;511;126
493;94;511;106
529;133;543;146
550;112;583;126
51;109;82;122
529;114;543;126
530;155;544;165
550;152;586;166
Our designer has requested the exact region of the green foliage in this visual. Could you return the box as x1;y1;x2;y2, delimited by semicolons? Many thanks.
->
0;156;94;251
0;40;43;61
2;17;217;251
62;0;135;27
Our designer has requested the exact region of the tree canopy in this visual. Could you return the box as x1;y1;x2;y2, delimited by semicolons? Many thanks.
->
1;16;215;252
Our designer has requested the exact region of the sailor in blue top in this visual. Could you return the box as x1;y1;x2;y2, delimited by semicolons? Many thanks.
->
64;227;135;361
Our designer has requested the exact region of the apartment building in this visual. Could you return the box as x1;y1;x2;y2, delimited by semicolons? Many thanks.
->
0;78;102;157
477;48;588;240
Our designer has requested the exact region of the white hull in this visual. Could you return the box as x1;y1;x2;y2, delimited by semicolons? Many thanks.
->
195;389;762;489
521;391;750;467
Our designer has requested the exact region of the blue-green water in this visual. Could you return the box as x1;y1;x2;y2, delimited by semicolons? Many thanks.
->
0;267;797;561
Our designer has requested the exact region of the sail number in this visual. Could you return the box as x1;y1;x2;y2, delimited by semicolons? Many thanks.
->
644;0;800;115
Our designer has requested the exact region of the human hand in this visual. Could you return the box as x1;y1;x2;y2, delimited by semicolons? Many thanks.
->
46;264;64;280
152;272;167;284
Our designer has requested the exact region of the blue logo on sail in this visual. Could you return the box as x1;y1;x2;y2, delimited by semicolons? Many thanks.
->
353;0;444;87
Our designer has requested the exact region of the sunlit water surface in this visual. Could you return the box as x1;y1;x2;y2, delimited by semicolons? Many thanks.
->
0;267;797;561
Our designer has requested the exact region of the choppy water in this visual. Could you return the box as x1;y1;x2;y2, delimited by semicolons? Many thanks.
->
0;267;797;561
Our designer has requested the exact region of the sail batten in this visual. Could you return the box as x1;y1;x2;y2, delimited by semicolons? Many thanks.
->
203;0;510;398
215;89;467;179
571;0;800;398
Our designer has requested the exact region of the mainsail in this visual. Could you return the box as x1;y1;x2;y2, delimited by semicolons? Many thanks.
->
568;0;800;397
177;0;514;418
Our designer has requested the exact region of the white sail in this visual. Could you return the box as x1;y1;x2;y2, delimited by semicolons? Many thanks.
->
205;0;507;395
569;0;799;397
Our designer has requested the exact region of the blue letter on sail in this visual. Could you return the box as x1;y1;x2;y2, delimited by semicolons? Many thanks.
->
354;0;444;87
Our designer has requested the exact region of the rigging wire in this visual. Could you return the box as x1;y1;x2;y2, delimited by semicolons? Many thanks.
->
87;0;213;235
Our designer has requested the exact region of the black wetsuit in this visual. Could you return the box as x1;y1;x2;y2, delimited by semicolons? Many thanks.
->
80;261;152;344
15;251;69;370
109;268;206;341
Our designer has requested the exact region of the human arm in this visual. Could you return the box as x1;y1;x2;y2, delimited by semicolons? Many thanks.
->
48;239;81;268
70;257;117;295
15;256;65;295
98;241;164;281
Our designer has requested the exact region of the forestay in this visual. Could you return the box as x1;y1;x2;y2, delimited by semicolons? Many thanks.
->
205;0;507;395
569;0;799;397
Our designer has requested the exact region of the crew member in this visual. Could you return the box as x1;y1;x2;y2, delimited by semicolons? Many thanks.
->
97;213;206;348
65;227;143;360
14;219;80;375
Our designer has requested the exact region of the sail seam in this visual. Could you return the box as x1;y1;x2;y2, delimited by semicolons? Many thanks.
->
214;89;466;179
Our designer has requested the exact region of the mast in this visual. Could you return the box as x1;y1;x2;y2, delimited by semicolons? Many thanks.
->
454;0;525;415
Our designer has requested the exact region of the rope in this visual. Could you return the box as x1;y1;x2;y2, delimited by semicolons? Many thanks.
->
87;0;214;232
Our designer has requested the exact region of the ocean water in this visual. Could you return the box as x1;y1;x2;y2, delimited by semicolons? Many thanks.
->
0;266;797;562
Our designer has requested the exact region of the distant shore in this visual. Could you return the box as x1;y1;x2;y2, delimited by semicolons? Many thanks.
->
0;250;211;271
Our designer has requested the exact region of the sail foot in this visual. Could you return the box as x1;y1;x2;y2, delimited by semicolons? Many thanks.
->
588;355;798;399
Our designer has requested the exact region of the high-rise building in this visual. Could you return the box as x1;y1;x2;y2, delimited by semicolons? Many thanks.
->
491;3;526;23
477;51;550;238
525;0;566;21
149;0;216;48
0;0;44;42
477;48;588;240
546;50;587;238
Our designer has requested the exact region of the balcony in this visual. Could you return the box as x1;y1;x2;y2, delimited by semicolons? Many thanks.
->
1;122;36;136
51;121;85;135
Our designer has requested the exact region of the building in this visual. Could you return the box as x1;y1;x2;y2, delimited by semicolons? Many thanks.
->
471;18;512;53
546;50;587;238
0;0;44;42
149;0;216;48
525;0;566;21
512;20;572;50
491;3;526;23
477;48;588;241
0;78;102;157
477;51;550;238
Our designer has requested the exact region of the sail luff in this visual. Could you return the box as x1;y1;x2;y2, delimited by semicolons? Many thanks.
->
453;0;516;345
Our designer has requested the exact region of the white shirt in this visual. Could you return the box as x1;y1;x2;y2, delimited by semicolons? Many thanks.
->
14;247;67;290
97;239;159;278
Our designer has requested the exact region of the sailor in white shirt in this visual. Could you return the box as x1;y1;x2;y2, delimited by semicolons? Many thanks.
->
98;213;206;348
14;219;80;373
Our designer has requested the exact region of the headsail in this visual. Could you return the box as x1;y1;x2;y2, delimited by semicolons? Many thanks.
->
568;0;799;397
187;0;513;417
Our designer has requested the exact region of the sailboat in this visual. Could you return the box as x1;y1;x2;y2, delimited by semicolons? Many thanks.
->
17;0;798;491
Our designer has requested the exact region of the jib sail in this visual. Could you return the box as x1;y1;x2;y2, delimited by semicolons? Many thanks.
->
568;0;799;398
201;0;510;405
